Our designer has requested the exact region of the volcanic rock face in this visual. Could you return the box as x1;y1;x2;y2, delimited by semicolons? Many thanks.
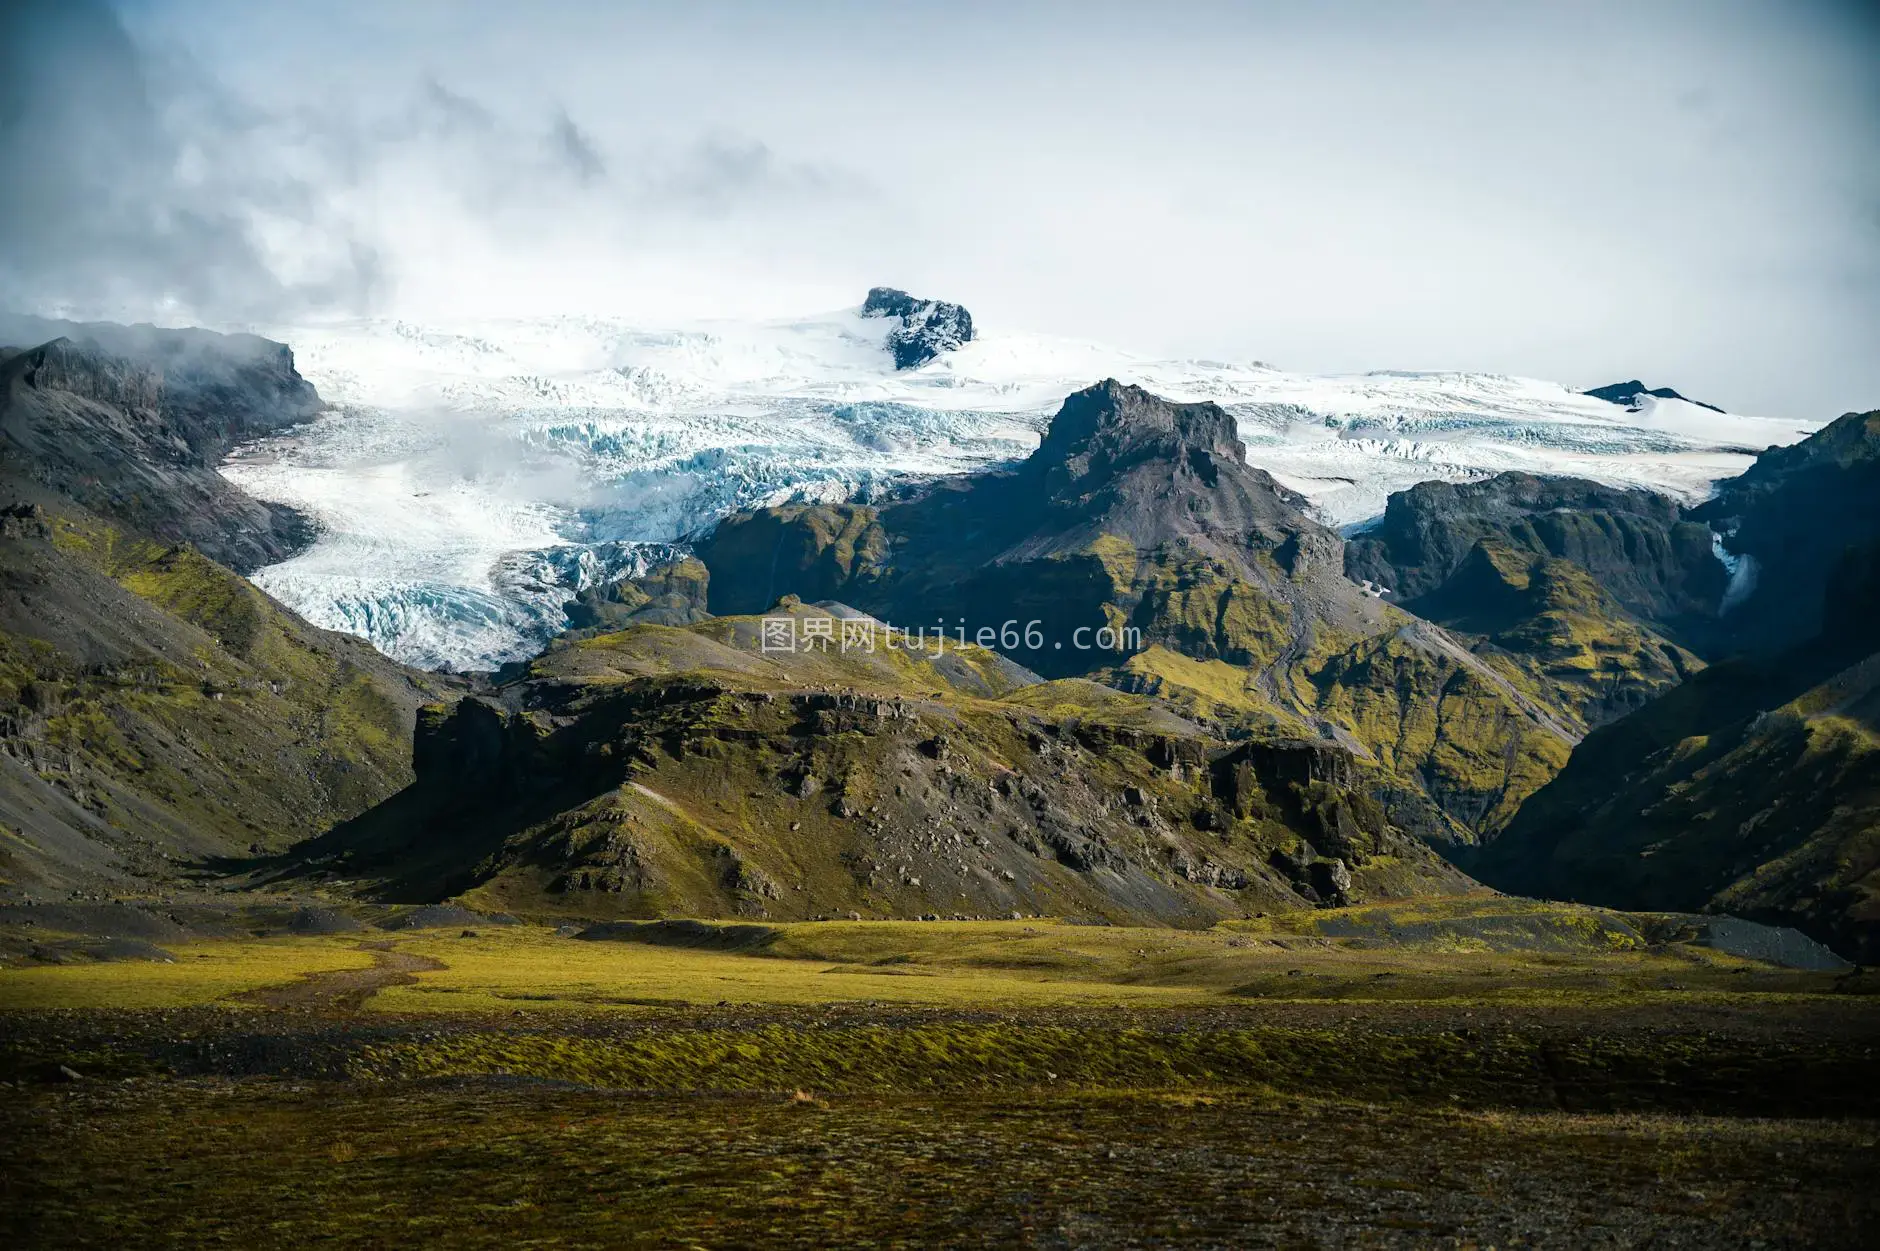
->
268;602;1472;922
0;317;322;572
860;286;975;369
1344;472;1725;637
1017;379;1329;559
698;380;1390;676
0;320;447;903
691;381;1637;839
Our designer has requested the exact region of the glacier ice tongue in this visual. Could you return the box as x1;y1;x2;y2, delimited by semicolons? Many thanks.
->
222;309;1822;671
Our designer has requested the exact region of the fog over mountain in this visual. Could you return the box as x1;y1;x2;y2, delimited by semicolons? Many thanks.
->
3;0;1876;418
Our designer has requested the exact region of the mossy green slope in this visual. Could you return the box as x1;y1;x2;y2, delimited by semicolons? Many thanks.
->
1474;647;1880;961
0;507;450;900
1473;411;1880;959
267;600;1473;924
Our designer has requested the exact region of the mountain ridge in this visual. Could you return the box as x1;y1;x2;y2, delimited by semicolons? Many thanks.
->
213;306;1818;669
1;317;323;572
0;320;454;903
682;381;1678;842
1469;410;1880;957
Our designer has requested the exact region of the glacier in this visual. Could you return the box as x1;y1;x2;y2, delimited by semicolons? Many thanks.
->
220;306;1822;671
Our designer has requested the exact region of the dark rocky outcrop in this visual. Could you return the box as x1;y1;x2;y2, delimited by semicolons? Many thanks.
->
1344;472;1725;640
1582;380;1723;413
1692;409;1880;655
860;287;975;369
699;380;1388;678
0;317;323;572
692;382;1611;841
565;557;712;632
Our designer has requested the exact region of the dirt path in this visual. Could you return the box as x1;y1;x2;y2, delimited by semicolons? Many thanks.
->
237;941;446;1013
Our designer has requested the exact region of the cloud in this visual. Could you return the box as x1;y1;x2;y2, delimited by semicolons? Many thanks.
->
549;110;605;185
418;77;495;137
5;0;1875;417
0;0;346;320
0;0;861;326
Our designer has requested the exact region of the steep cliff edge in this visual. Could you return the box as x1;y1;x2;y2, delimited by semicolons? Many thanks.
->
1;316;322;571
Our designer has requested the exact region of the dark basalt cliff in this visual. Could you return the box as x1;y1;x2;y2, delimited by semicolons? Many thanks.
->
0;317;323;572
1693;409;1880;655
1343;472;1725;640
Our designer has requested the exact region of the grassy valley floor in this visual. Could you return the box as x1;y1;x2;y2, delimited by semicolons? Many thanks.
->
2;901;1876;1247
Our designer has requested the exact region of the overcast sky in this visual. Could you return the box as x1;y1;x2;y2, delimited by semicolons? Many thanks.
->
3;0;1876;417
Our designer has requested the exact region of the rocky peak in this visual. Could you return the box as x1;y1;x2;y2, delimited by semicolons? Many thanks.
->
1583;380;1723;413
1021;379;1319;555
859;286;975;369
1035;379;1248;472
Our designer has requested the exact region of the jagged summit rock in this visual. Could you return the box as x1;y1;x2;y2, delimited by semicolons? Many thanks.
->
1009;378;1331;565
860;286;974;369
1037;378;1249;473
1582;379;1723;413
695;377;1356;627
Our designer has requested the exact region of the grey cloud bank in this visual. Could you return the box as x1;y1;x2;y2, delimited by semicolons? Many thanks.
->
4;0;1876;418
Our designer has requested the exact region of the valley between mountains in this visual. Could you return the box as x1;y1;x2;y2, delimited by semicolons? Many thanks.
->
0;305;1874;959
3;304;1878;1247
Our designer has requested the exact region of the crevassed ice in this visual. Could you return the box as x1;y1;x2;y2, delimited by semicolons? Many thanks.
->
223;308;1821;671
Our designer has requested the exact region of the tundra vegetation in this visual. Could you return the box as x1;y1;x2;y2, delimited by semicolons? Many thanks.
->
2;326;1877;1245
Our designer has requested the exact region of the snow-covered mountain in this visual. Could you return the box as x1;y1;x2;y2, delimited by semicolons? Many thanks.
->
221;305;1821;671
